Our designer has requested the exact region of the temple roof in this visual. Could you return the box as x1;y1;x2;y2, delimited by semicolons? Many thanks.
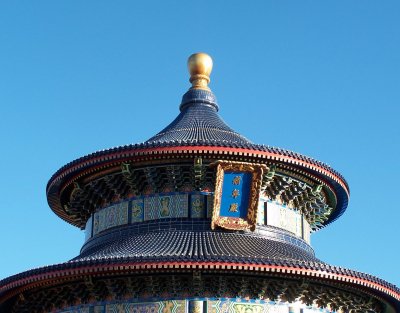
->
46;53;350;228
1;229;399;300
145;89;252;146
75;225;317;264
47;53;349;187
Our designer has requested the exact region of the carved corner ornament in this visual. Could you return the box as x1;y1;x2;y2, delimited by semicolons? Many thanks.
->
211;161;267;231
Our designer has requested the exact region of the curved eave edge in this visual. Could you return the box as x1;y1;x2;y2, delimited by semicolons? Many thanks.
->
47;143;350;193
0;260;398;306
46;145;350;228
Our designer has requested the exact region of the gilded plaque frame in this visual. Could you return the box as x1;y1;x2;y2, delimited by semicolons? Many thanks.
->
211;161;266;231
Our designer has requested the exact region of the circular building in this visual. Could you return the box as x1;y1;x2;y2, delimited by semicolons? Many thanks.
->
0;53;399;313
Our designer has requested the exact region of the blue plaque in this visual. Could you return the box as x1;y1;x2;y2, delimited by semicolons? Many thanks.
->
219;172;251;219
211;161;266;231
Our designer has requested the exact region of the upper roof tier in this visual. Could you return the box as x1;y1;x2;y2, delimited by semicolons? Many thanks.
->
147;52;252;146
145;88;252;146
46;53;350;228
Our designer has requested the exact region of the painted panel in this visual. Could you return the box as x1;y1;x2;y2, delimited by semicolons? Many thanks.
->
106;302;160;313
265;201;305;241
144;195;157;221
89;192;213;238
189;300;204;313
144;194;189;221
104;202;129;229
105;300;185;313
53;299;331;313
94;306;105;313
131;198;144;223
232;303;265;313
191;194;206;218
207;300;289;313
93;201;128;235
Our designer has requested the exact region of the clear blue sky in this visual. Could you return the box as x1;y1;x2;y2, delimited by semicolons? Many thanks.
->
0;1;399;287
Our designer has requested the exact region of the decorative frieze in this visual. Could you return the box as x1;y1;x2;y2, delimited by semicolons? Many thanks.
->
41;295;378;313
89;192;211;238
93;202;129;235
86;193;311;243
47;298;359;313
144;194;188;221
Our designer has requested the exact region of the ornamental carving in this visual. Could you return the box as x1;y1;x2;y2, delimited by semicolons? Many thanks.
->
211;161;267;231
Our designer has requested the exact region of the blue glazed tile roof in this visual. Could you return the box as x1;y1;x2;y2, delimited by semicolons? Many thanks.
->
146;89;252;146
47;88;349;189
1;228;399;298
75;229;318;263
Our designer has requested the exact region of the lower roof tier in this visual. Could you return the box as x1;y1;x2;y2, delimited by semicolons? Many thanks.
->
1;219;398;303
77;220;316;263
1;228;399;313
1;218;398;312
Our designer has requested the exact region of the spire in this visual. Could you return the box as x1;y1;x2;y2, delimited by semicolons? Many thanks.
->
188;52;213;91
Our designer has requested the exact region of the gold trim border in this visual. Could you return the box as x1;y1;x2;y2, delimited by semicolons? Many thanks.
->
211;161;267;231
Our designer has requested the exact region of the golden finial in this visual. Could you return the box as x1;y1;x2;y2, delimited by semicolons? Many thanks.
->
188;52;213;91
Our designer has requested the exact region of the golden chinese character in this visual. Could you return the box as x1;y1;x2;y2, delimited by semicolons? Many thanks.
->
232;189;240;198
229;203;239;212
232;176;241;185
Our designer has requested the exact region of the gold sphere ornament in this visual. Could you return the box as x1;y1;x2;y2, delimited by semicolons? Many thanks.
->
188;52;213;90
